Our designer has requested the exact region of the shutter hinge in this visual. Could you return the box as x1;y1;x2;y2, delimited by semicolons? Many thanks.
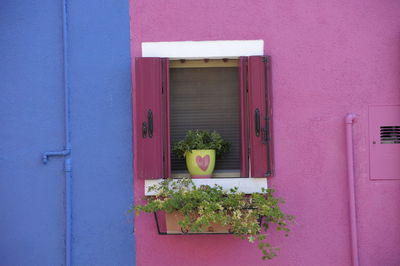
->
262;57;269;62
262;116;271;143
264;170;272;177
161;60;165;94
245;61;249;93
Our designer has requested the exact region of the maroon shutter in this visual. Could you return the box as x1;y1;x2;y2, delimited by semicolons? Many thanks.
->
133;58;169;179
239;57;249;177
247;56;274;177
161;59;171;178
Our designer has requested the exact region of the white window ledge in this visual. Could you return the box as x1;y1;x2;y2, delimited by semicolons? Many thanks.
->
144;178;268;196
142;40;264;59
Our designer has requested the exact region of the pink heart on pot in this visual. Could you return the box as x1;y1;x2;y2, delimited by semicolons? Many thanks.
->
196;155;210;172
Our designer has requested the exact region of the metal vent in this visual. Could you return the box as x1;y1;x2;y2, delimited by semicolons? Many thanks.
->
380;126;400;144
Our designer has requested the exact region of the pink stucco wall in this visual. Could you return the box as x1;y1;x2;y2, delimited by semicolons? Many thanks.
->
130;1;400;265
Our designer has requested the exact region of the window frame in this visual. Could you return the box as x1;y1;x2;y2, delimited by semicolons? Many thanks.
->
169;59;242;174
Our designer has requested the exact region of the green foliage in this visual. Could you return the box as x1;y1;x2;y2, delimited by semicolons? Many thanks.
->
131;178;294;260
172;130;231;159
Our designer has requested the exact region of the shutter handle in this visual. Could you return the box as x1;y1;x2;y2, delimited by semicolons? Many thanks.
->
147;109;153;138
255;108;260;137
142;122;147;138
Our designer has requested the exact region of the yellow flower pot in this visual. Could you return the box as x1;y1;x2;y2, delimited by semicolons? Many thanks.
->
185;149;216;178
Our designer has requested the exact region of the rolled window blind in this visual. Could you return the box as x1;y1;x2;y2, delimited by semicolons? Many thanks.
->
170;67;240;171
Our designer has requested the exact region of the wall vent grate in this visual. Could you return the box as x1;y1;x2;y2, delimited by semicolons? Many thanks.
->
380;126;400;144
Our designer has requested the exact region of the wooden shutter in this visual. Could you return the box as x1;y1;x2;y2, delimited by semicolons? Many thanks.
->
247;56;274;177
239;57;249;177
162;59;171;178
133;58;170;179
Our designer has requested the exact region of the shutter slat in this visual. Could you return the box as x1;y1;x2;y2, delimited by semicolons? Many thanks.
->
239;57;249;177
162;59;171;177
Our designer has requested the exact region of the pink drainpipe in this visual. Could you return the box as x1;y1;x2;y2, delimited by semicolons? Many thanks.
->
345;113;359;266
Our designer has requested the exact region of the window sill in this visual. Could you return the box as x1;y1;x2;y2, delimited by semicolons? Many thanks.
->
171;169;241;178
144;178;268;196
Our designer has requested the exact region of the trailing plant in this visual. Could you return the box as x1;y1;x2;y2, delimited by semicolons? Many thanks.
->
132;178;294;260
172;130;231;159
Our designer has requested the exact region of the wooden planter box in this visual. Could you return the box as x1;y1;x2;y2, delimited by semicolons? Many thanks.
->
154;211;233;235
165;212;231;234
154;210;262;235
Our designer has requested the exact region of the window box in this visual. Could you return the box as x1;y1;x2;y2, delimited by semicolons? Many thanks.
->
155;211;232;235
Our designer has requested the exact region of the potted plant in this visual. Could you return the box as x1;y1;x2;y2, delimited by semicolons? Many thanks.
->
172;130;231;178
132;178;294;260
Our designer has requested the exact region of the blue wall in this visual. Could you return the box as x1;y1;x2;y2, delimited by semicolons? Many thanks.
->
0;1;65;264
0;0;134;265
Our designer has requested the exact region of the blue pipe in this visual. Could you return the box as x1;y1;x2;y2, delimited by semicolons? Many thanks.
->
42;149;70;164
42;0;72;265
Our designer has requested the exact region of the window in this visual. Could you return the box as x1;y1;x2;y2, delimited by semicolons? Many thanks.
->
170;59;240;177
133;56;273;179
